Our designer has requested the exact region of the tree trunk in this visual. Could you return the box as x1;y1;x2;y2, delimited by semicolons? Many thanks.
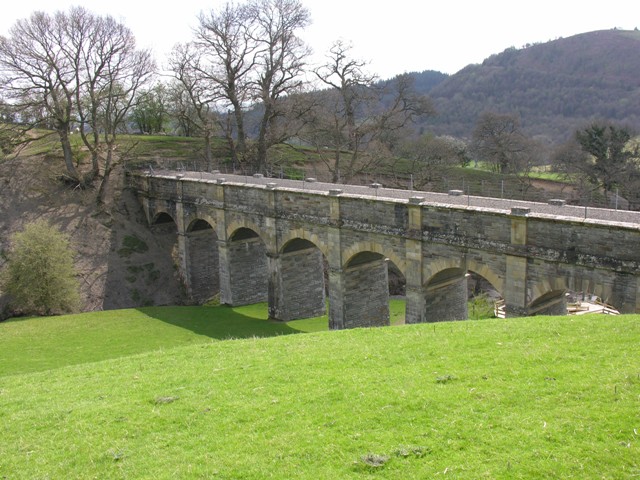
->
203;133;213;171
231;99;246;154
57;128;81;183
97;145;114;207
256;108;270;175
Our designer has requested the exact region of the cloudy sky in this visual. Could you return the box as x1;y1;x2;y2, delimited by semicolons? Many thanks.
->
1;0;639;78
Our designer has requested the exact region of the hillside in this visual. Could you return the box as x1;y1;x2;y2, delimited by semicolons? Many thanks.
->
1;310;638;478
0;140;190;314
414;29;640;143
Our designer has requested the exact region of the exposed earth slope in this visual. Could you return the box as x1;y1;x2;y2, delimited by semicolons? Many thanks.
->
0;152;185;314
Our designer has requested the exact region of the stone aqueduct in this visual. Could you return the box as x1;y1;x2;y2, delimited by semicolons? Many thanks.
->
129;170;640;328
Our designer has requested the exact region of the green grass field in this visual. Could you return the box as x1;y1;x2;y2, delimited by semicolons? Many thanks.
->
1;305;639;478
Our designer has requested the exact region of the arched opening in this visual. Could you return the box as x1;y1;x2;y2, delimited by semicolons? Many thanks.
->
221;227;268;306
189;219;213;231
230;227;260;241
271;238;327;321
186;219;219;303
151;212;177;232
152;212;174;224
467;271;504;319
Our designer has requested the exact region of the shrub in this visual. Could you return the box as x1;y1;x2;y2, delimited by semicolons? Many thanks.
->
468;293;496;320
1;220;81;316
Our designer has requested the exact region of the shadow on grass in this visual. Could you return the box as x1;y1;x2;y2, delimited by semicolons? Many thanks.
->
135;303;307;340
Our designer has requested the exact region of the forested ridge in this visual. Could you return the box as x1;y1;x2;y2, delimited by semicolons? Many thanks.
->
411;29;640;143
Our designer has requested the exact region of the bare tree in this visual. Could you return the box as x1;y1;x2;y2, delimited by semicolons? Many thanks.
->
470;112;530;174
397;134;469;189
183;3;256;167
67;9;155;202
0;11;81;182
247;0;311;173
0;7;154;191
169;43;221;168
174;0;311;173
314;40;377;153
306;41;434;183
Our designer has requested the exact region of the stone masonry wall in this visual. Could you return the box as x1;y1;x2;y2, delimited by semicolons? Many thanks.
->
225;237;268;306
344;257;389;328
340;197;408;234
526;257;638;312
187;229;219;303
149;177;179;198
274;247;326;321
275;190;332;223
424;276;468;322
422;206;512;246
526;217;640;268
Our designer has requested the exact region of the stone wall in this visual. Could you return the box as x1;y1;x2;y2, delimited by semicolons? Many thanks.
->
270;246;326;321
275;190;332;223
424;272;469;322
187;228;219;303
343;255;389;328
220;236;268;306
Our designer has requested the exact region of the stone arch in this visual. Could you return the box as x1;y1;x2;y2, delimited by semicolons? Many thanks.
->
229;226;260;241
465;266;505;320
270;237;327;321
279;228;329;259
526;275;569;316
466;259;504;298
186;215;217;233
528;289;568;316
185;218;219;303
424;267;467;288
527;273;624;315
281;237;320;255
225;220;266;245
151;211;177;228
342;241;406;278
529;276;568;303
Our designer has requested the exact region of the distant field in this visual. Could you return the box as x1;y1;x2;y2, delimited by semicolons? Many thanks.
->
1;307;638;478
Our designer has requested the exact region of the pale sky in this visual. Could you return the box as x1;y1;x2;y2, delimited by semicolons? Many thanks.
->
1;0;639;78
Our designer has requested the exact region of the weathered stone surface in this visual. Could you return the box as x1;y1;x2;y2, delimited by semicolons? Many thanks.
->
187;227;219;302
270;246;326;321
221;236;268;306
344;256;389;328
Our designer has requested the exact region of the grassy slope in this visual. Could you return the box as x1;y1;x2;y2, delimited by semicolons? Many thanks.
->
0;301;405;377
1;309;638;479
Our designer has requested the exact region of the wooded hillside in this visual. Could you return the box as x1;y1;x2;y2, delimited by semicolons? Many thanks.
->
411;29;640;143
